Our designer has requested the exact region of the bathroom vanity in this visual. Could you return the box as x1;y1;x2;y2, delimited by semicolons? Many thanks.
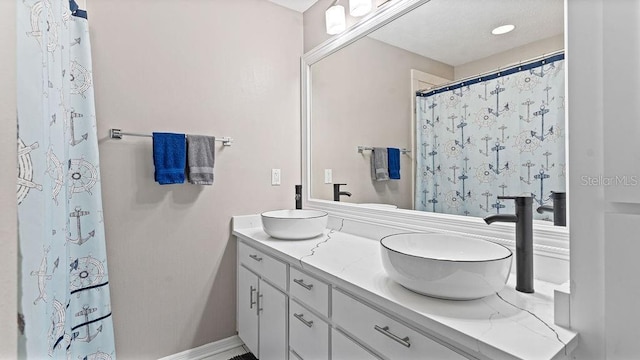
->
233;215;577;360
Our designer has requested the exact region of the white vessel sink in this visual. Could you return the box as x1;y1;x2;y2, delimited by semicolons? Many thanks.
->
261;209;328;240
380;233;512;300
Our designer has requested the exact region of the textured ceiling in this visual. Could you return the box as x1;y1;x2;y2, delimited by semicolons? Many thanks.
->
368;0;564;66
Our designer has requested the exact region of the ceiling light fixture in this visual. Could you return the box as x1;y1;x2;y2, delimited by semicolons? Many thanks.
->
326;0;346;35
349;0;372;17
491;24;515;35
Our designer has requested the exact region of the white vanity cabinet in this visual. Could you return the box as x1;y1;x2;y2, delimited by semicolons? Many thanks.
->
237;239;468;360
333;289;465;360
237;243;288;360
289;267;330;317
289;299;330;359
234;216;578;360
331;328;378;360
288;267;331;359
237;265;259;354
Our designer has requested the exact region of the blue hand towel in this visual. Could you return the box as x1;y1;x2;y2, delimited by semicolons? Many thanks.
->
153;132;186;185
388;147;401;180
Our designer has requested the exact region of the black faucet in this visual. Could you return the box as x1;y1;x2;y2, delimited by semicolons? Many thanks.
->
536;191;566;226
333;183;352;201
484;195;534;294
295;185;302;210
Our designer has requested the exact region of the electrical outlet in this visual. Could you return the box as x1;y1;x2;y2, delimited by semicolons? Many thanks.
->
324;169;333;184
271;169;281;186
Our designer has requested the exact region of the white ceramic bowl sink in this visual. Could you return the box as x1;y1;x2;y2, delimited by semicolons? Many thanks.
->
261;209;328;240
380;233;512;300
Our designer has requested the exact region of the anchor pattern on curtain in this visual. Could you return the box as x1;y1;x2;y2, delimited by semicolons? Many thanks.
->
17;0;116;358
415;55;566;220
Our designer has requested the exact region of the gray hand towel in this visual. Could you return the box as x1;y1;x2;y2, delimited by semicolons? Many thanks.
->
186;135;215;185
370;147;389;181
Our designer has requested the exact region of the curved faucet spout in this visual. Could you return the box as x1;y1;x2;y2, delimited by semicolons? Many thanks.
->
483;214;518;225
536;205;554;214
484;195;534;293
333;183;351;201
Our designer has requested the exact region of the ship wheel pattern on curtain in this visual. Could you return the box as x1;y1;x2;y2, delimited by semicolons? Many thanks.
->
17;0;116;358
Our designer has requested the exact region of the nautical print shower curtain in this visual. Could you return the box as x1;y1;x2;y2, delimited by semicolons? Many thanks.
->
415;54;566;220
17;1;116;358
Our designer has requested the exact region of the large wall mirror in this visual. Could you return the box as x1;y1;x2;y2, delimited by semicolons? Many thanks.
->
303;0;568;238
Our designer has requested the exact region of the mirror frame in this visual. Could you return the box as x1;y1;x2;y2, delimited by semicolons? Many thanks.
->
301;0;569;259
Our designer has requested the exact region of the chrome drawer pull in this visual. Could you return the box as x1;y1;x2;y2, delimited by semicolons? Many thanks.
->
249;286;257;309
293;278;314;290
257;293;263;315
293;313;314;328
249;254;263;262
374;325;411;348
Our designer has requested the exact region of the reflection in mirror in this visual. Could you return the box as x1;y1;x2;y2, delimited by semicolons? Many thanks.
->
310;0;565;222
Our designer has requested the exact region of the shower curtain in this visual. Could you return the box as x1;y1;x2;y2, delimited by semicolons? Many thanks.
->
17;1;116;358
415;54;566;220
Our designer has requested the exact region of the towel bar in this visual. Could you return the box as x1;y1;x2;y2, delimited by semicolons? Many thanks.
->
357;146;410;155
109;128;233;146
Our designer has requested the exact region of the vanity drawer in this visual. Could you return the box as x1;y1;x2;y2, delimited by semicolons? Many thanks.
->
332;328;379;360
332;289;465;360
238;242;287;290
289;267;329;317
289;299;329;360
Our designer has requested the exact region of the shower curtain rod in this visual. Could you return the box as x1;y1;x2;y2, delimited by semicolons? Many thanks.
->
417;49;565;95
109;128;234;146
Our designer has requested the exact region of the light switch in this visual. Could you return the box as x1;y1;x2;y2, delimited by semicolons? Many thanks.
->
271;169;281;186
324;169;333;184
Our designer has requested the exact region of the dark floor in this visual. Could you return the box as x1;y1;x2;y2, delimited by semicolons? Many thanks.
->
228;352;257;360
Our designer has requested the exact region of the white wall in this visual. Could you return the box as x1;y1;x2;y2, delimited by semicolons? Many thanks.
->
89;1;302;358
454;34;564;80
0;0;17;358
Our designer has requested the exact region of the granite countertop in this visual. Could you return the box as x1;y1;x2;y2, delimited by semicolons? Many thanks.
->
233;215;578;360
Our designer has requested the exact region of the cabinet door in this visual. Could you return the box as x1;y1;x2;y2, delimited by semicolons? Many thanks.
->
333;289;466;360
289;299;329;360
258;280;288;360
290;267;330;317
332;328;378;360
238;266;259;356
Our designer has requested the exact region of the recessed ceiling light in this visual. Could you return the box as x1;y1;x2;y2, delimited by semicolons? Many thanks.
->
491;24;515;35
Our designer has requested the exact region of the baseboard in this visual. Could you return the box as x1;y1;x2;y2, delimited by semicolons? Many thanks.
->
158;335;245;360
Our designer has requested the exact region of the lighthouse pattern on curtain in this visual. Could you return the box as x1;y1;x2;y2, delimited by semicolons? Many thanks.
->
415;54;566;220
